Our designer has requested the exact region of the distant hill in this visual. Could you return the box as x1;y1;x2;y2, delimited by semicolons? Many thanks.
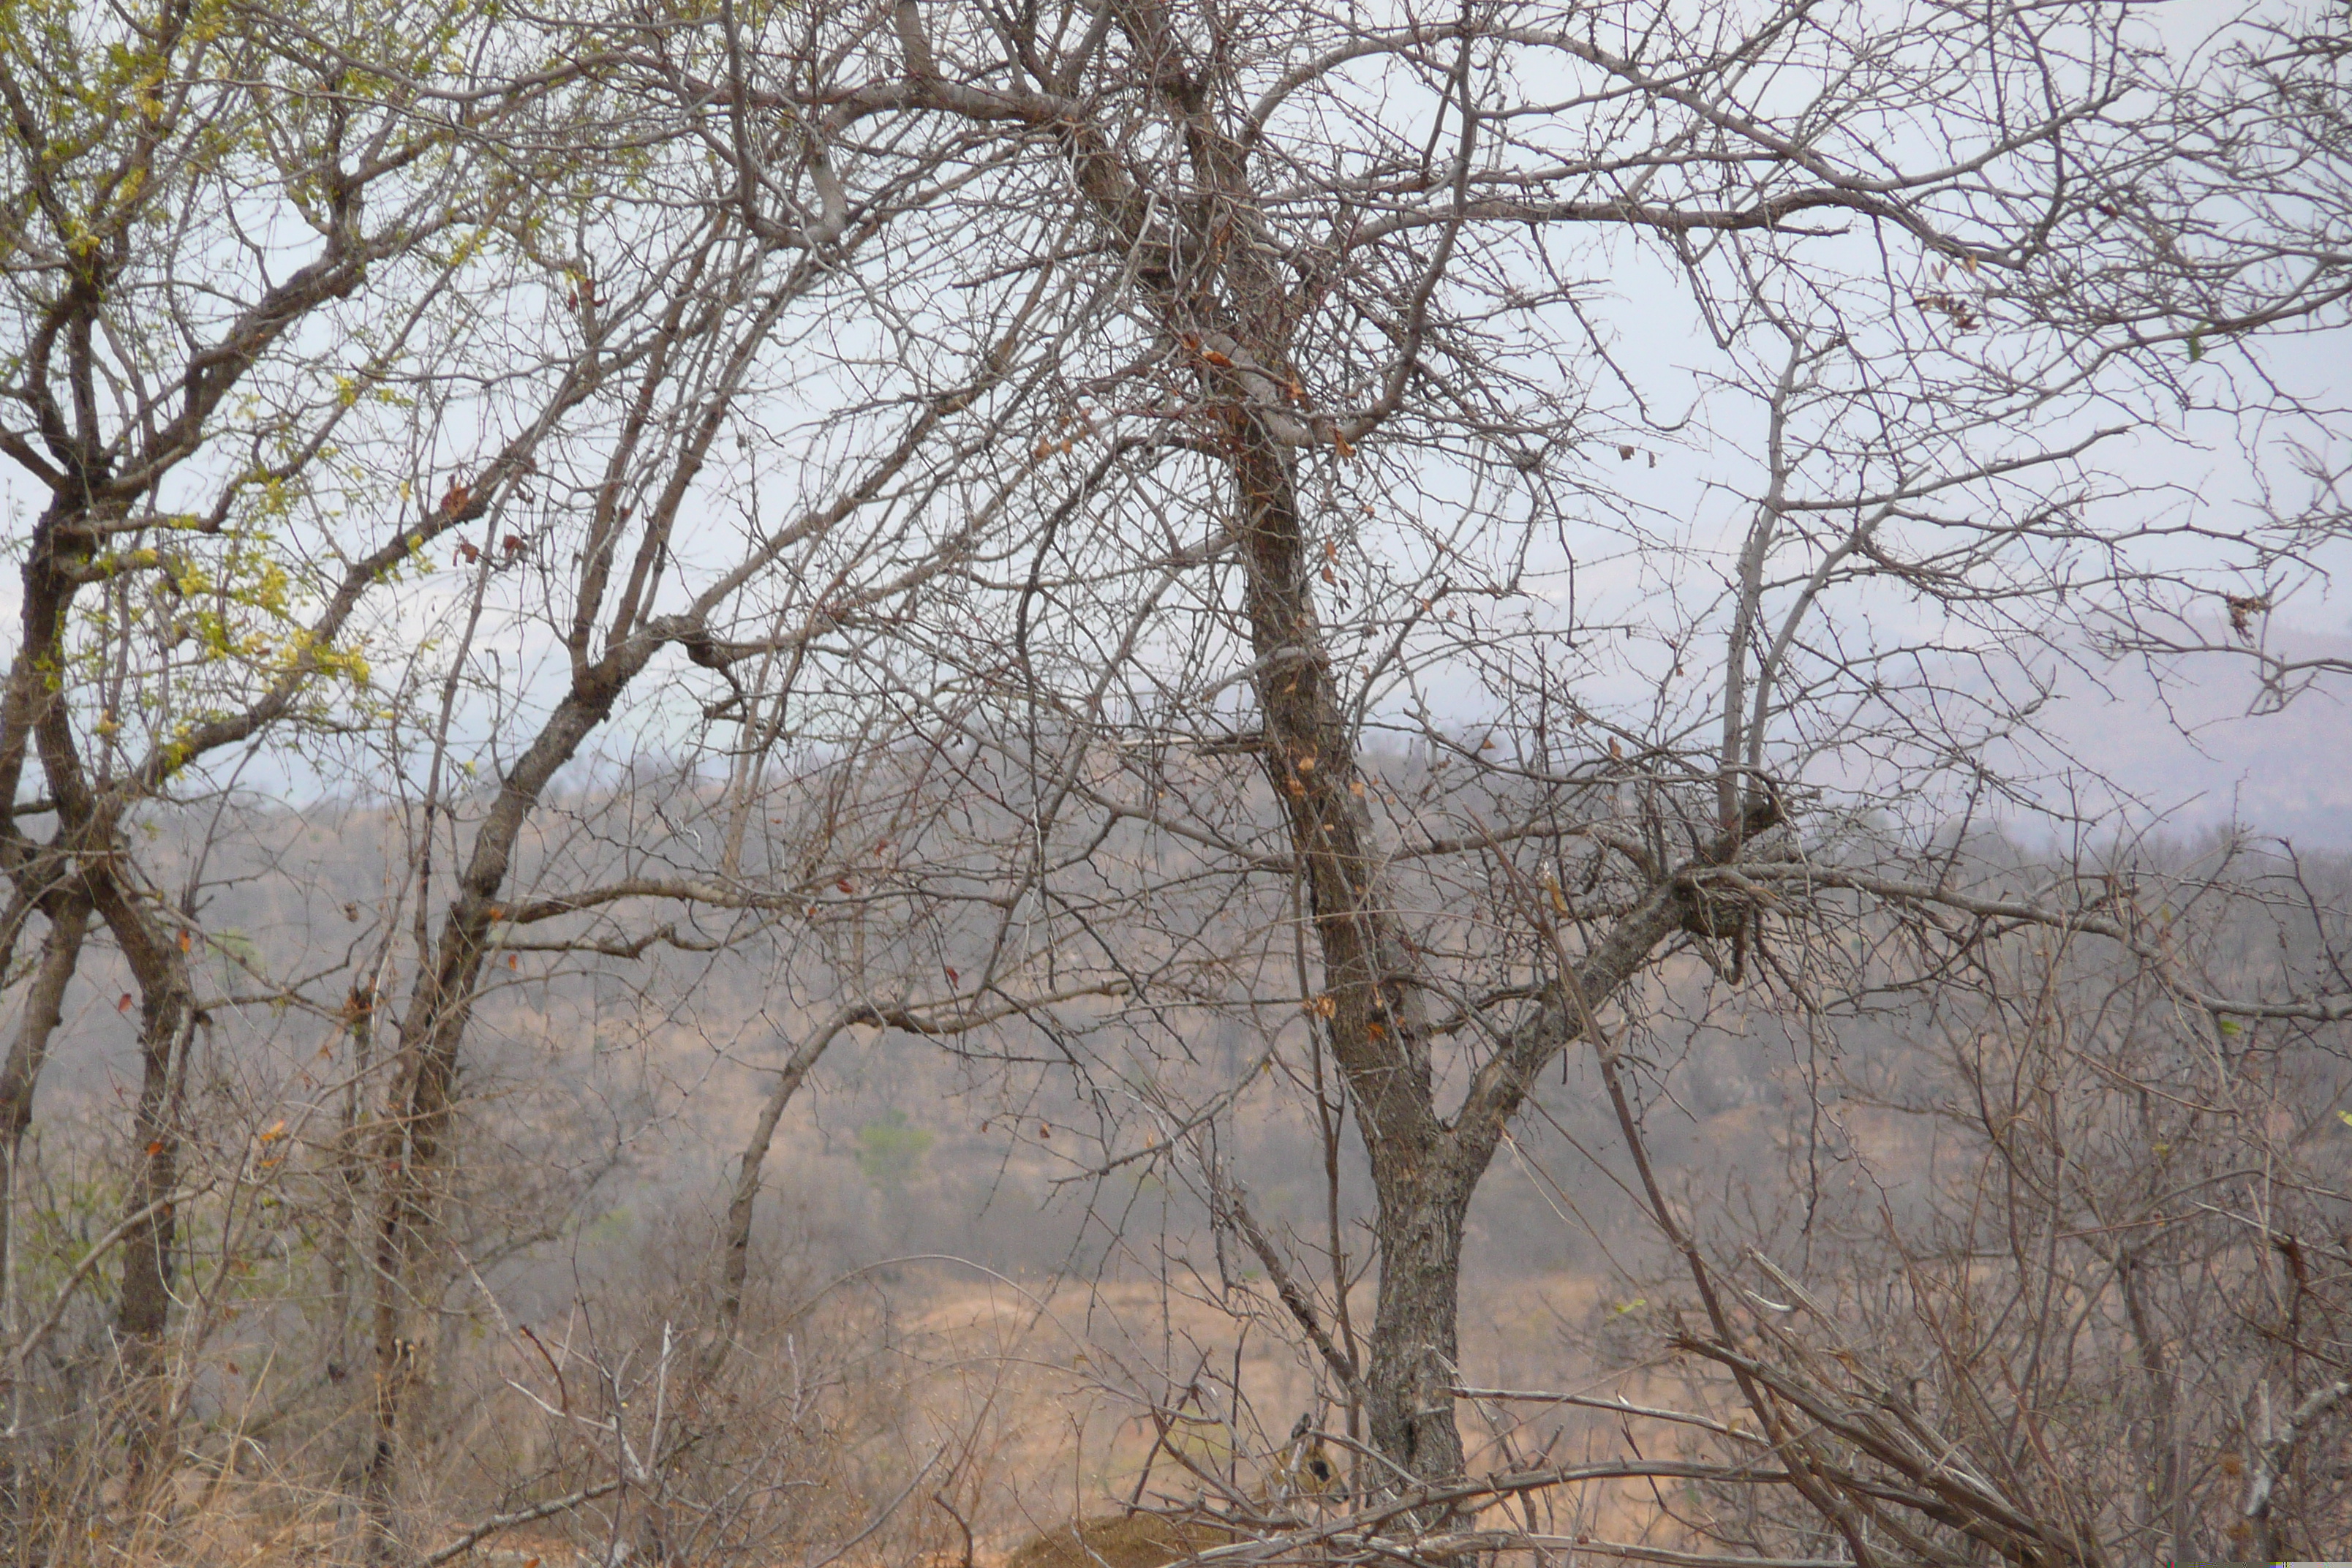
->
2039;621;2352;845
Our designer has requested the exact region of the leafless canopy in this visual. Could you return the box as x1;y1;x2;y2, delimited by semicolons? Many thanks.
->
1;0;2348;1563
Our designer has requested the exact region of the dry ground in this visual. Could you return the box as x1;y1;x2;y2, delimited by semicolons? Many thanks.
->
56;1267;1713;1567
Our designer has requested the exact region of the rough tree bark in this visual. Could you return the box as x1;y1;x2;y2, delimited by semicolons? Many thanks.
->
0;889;86;1379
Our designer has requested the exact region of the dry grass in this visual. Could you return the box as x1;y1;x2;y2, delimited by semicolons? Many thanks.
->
6;1266;1703;1568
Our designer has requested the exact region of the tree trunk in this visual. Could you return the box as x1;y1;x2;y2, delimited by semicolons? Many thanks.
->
96;872;198;1482
362;678;633;1561
1226;418;1480;1485
705;1014;849;1381
1360;1157;1476;1484
2119;1248;2182;1549
0;893;87;1309
0;889;88;1502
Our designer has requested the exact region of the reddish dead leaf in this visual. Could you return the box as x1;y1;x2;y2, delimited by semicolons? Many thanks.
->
945;966;960;985
146;1141;165;1156
177;929;192;953
836;878;855;894
118;993;133;1013
506;953;519;970
1039;1123;1052;1139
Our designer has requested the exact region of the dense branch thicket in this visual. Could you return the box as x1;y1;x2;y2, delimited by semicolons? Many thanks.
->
1;0;2348;1564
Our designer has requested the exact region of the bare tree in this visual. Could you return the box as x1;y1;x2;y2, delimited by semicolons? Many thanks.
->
737;0;2352;1507
0;0;597;1480
0;0;1040;1551
5;0;2348;1562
